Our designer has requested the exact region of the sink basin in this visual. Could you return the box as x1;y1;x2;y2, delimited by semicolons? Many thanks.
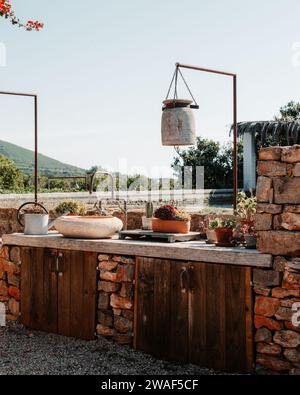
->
54;216;123;239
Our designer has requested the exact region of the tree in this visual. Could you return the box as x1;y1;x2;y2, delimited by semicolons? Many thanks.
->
0;155;24;192
172;137;243;189
276;101;300;122
0;0;43;30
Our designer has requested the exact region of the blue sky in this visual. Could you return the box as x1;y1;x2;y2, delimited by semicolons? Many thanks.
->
0;0;300;176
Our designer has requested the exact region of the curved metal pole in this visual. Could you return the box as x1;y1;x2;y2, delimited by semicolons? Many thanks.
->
175;63;238;209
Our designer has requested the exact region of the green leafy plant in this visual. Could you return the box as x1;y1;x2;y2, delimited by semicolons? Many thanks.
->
209;218;236;229
235;192;257;223
0;154;24;192
209;219;220;229
54;200;86;216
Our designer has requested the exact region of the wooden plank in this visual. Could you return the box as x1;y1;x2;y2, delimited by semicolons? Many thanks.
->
3;234;273;268
20;247;32;328
29;248;45;330
69;250;84;338
135;257;155;354
81;251;97;340
205;263;226;370
188;262;207;366
133;257;139;350
57;250;71;337
152;258;171;359
169;261;189;363
245;267;254;373
43;249;58;333
224;265;247;372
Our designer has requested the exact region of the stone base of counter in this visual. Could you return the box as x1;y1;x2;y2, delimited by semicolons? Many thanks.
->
254;258;300;375
0;245;21;322
96;254;135;345
255;146;300;374
2;241;299;374
0;246;135;346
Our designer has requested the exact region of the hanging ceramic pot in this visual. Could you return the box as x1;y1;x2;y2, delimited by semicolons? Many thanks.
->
161;99;196;146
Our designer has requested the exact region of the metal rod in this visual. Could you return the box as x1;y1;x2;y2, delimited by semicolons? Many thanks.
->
176;63;236;77
0;91;37;98
233;76;238;210
34;96;38;203
0;91;39;203
176;62;238;209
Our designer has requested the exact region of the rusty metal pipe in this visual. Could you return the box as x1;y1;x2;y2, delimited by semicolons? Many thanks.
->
0;91;39;203
175;63;238;209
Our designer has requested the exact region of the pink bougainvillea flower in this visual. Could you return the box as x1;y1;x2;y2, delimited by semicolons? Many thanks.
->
0;0;43;31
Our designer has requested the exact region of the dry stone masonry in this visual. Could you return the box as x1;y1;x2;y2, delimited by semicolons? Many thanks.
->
97;254;135;345
0;245;21;322
255;145;300;375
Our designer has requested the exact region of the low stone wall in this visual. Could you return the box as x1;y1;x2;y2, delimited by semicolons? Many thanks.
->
0;245;21;321
255;145;300;374
0;209;22;238
253;261;300;374
97;254;135;345
0;207;233;238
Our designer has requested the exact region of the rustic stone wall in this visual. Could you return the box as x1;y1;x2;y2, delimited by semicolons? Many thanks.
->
0;245;21;322
96;254;135;345
255;145;300;375
0;207;233;238
0;209;22;238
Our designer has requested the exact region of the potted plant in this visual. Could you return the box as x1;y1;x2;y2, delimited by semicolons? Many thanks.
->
152;205;191;234
210;218;236;246
142;202;154;230
235;192;257;249
205;219;218;244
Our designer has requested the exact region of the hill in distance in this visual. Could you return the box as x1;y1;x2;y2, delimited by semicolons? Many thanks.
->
0;139;86;177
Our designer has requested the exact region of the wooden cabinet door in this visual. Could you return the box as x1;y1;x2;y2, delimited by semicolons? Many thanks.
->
21;248;97;340
189;262;253;373
135;257;189;362
135;257;253;373
57;250;97;340
21;247;58;333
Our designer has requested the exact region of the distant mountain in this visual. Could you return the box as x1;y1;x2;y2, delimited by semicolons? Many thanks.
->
0;140;86;176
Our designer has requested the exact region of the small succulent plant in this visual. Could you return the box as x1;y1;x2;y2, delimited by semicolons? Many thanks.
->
154;205;191;222
209;218;236;229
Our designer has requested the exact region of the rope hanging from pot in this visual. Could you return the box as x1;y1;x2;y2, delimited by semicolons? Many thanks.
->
165;66;199;108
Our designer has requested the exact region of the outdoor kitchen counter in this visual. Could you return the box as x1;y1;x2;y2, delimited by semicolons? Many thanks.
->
3;232;272;268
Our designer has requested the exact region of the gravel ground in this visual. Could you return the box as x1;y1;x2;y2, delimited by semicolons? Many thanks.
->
0;322;227;375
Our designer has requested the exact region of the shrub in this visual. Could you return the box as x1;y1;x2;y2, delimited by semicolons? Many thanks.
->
54;200;86;216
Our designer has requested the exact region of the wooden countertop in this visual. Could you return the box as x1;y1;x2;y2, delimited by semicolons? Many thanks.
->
3;232;273;268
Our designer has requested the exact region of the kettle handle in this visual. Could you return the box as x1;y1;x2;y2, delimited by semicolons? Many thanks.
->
17;202;48;227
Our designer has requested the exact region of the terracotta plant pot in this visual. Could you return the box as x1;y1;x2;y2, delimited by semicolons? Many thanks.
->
214;228;233;244
152;218;191;234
